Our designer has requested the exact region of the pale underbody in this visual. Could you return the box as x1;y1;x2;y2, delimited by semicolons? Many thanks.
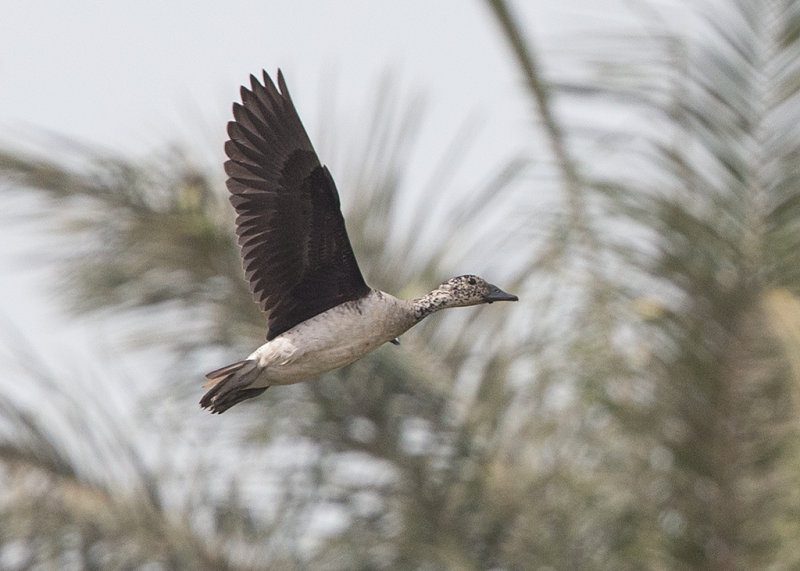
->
246;289;417;387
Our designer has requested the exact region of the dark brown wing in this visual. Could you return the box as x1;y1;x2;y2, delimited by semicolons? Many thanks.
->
225;70;370;340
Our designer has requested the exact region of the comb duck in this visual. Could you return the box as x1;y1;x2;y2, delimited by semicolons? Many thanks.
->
201;70;518;413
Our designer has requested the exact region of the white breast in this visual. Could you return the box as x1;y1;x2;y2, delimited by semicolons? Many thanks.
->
247;290;415;386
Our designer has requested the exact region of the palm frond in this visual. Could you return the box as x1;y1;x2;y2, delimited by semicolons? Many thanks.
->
559;0;800;567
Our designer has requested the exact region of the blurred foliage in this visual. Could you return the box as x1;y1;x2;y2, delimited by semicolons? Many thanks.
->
2;0;800;569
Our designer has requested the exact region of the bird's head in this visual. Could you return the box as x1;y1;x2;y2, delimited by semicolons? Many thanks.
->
433;275;519;308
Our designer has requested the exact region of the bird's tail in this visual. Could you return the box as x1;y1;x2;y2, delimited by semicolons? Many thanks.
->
200;359;267;414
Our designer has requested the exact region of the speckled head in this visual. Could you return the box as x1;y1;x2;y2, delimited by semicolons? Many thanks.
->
437;275;519;307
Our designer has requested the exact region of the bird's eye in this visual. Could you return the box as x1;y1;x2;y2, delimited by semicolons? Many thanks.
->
468;278;476;285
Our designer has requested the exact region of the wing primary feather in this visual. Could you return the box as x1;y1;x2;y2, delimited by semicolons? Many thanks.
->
224;70;371;340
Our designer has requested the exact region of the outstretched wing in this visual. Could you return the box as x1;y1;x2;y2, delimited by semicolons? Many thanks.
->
224;70;370;340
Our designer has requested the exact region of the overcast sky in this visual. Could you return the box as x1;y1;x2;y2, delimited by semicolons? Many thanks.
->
0;1;642;155
2;1;534;152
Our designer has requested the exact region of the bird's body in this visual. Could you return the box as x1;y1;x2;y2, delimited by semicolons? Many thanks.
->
201;70;517;414
241;290;414;387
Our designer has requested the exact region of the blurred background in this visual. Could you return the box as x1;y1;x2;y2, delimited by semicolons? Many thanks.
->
2;0;800;569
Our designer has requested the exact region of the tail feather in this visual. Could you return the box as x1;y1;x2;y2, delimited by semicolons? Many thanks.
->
200;359;268;414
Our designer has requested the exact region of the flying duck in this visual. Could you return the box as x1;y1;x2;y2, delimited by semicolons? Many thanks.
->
200;70;518;414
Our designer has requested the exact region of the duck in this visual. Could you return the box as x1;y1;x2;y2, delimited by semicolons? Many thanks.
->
200;70;518;414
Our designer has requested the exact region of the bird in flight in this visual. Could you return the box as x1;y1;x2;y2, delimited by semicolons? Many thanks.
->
201;70;518;413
